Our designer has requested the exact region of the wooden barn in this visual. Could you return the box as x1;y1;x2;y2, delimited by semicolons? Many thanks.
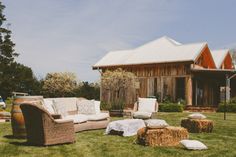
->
93;36;236;107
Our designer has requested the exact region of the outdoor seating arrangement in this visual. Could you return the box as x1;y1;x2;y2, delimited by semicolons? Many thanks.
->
20;103;75;146
42;97;110;132
132;98;158;119
181;113;214;133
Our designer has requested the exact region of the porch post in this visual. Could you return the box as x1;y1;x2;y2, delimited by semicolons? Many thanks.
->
185;76;193;106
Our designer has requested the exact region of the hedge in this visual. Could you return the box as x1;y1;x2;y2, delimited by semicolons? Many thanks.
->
217;103;236;113
159;103;184;112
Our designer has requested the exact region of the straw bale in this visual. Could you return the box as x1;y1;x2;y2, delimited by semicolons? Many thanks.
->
181;118;213;133
137;126;189;147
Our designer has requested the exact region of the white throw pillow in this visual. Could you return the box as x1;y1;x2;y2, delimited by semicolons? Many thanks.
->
144;119;169;128
52;101;68;118
180;140;208;150
138;98;156;112
77;99;96;114
94;101;101;114
188;113;206;119
43;99;55;114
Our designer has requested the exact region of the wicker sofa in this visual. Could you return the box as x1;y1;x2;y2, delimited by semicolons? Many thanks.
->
20;103;75;146
42;97;110;132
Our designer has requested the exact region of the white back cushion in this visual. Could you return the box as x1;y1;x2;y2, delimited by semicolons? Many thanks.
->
43;99;55;114
94;101;101;114
138;98;156;112
49;97;77;112
77;99;96;114
52;100;68;118
180;140;208;150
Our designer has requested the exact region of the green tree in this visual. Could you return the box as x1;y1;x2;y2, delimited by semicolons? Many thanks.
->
74;81;100;100
0;2;41;99
101;68;137;110
42;72;78;97
0;2;18;99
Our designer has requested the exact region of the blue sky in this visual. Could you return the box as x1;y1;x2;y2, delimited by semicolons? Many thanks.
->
2;0;236;82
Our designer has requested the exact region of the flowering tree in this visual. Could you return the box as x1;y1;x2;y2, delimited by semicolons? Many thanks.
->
42;72;78;97
101;68;137;109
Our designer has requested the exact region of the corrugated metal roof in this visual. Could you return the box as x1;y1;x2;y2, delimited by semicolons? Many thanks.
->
93;36;207;68
211;49;229;68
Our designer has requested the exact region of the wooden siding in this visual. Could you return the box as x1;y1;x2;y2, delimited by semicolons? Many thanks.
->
101;63;192;105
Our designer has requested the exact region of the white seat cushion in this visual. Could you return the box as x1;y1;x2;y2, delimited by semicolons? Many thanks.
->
180;140;208;150
145;119;169;128
63;114;88;124
188;113;206;119
133;111;152;119
138;98;156;112
86;112;109;121
43;99;55;114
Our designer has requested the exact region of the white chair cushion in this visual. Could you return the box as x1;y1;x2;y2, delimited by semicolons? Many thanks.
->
63;114;88;124
43;99;55;114
86;112;109;121
144;119;169;128
138;98;156;112
180;140;208;150
133;111;152;119
188;113;206;119
94;101;101;114
77;99;96;114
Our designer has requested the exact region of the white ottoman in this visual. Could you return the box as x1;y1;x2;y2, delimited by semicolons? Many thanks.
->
105;119;145;136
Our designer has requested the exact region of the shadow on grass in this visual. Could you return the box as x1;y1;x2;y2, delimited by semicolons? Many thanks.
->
9;141;34;147
4;135;25;139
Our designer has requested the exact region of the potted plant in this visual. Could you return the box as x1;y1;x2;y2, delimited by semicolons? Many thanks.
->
109;100;125;117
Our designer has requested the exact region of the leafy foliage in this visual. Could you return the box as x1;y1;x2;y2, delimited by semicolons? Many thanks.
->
159;103;184;112
0;2;40;99
101;68;137;110
42;72;77;97
74;81;100;100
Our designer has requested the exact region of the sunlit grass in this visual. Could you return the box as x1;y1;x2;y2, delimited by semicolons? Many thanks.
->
0;112;235;157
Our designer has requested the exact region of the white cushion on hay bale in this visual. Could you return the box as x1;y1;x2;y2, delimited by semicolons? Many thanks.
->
145;119;169;128
188;113;206;119
180;140;208;150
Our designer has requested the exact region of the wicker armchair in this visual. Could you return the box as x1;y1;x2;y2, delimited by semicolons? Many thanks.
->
20;103;75;146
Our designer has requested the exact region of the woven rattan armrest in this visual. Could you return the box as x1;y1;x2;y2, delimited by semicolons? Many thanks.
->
54;119;73;124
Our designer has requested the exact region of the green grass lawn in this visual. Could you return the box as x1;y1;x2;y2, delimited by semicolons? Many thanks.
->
0;112;236;157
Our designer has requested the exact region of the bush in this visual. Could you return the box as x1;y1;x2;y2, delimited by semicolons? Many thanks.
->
217;103;236;113
159;103;184;112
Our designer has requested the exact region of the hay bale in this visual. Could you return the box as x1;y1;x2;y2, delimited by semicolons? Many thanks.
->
181;118;213;133
137;126;189;147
